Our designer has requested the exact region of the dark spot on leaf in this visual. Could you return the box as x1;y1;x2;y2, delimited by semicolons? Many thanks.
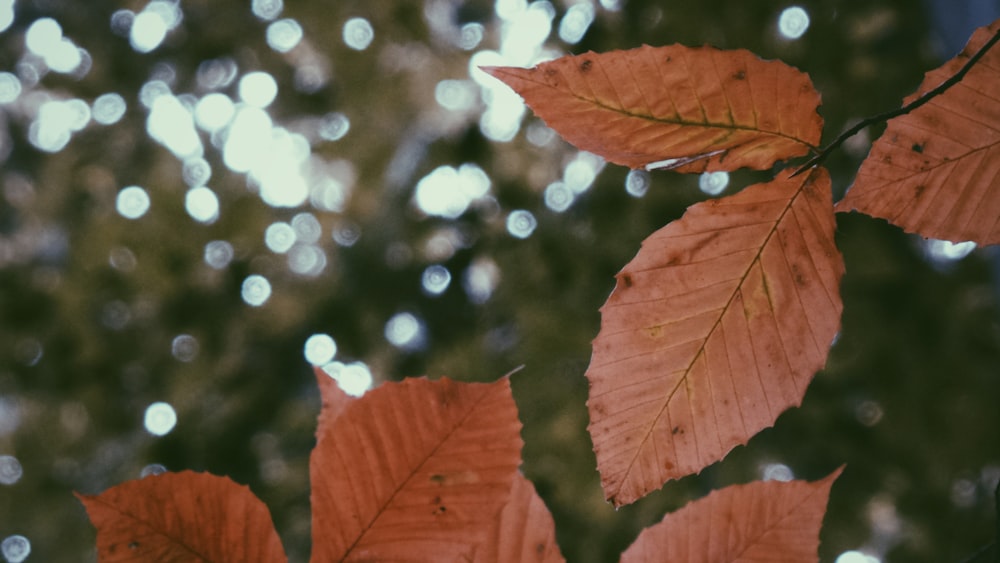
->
128;542;139;549
431;495;441;504
911;143;924;153
430;474;445;484
732;70;745;80
580;59;592;72
665;56;672;62
672;426;681;435
536;543;546;554
914;185;926;197
622;274;633;288
543;68;557;78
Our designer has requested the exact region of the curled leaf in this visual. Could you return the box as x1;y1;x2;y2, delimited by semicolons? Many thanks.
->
484;44;822;172
837;19;1000;244
587;168;843;506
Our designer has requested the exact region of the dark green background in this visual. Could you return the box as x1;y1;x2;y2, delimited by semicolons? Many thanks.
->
1;1;998;561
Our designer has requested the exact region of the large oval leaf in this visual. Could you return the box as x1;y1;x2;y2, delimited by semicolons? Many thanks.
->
310;376;523;562
621;469;842;562
76;471;286;562
836;19;1000;244
483;44;822;172
587;168;843;506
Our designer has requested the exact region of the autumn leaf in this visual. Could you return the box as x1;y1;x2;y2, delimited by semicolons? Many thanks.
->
76;471;286;562
474;471;565;563
587;168;844;506
310;375;524;562
836;19;1000;244
620;468;842;562
483;44;823;172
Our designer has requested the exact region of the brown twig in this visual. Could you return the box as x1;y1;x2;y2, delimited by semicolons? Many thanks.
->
790;25;1000;177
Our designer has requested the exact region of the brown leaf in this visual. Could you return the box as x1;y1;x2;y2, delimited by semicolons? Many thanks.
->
76;471;286;562
310;376;524;562
587;168;844;506
836;19;1000;244
620;468;843;562
483;45;822;172
474;472;565;563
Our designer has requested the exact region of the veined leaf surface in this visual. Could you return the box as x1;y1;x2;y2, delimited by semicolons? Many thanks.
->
310;376;523;562
621;469;842;562
473;472;565;563
76;471;286;562
837;19;1000;244
587;168;843;506
484;44;822;172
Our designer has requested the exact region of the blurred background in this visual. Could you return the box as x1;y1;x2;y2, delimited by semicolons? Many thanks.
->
1;0;999;561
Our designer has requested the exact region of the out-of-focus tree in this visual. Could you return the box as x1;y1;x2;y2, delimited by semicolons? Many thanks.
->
0;1;998;561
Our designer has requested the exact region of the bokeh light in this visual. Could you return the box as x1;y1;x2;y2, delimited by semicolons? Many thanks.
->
506;209;537;239
267;19;303;52
116;186;151;219
203;240;234;269
421;265;451;295
241;275;272;306
304;333;337;365
343;17;374;50
1;535;30;563
143;402;177;436
92;93;127;125
625;169;651;198
778;6;810;40
0;455;23;485
171;334;199;362
385;312;426;350
698;171;729;195
321;361;372;397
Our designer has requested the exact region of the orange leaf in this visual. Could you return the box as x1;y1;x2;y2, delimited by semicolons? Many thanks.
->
474;472;565;563
836;19;1000;244
483;45;822;172
76;471;286;562
620;468;842;562
587;168;843;506
310;376;524;562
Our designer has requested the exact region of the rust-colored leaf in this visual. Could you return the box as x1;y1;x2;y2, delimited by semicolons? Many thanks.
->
483;45;822;172
587;168;843;506
621;468;842;562
474;472;565;563
76;471;286;562
837;19;1000;244
310;376;523;562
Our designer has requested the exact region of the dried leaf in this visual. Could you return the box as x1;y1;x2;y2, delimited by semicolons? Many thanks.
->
837;19;1000;244
587;168;844;506
310;376;523;562
483;44;822;172
474;472;565;563
76;471;286;562
621;469;842;562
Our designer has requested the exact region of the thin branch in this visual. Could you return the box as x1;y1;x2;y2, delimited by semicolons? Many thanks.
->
790;25;1000;177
